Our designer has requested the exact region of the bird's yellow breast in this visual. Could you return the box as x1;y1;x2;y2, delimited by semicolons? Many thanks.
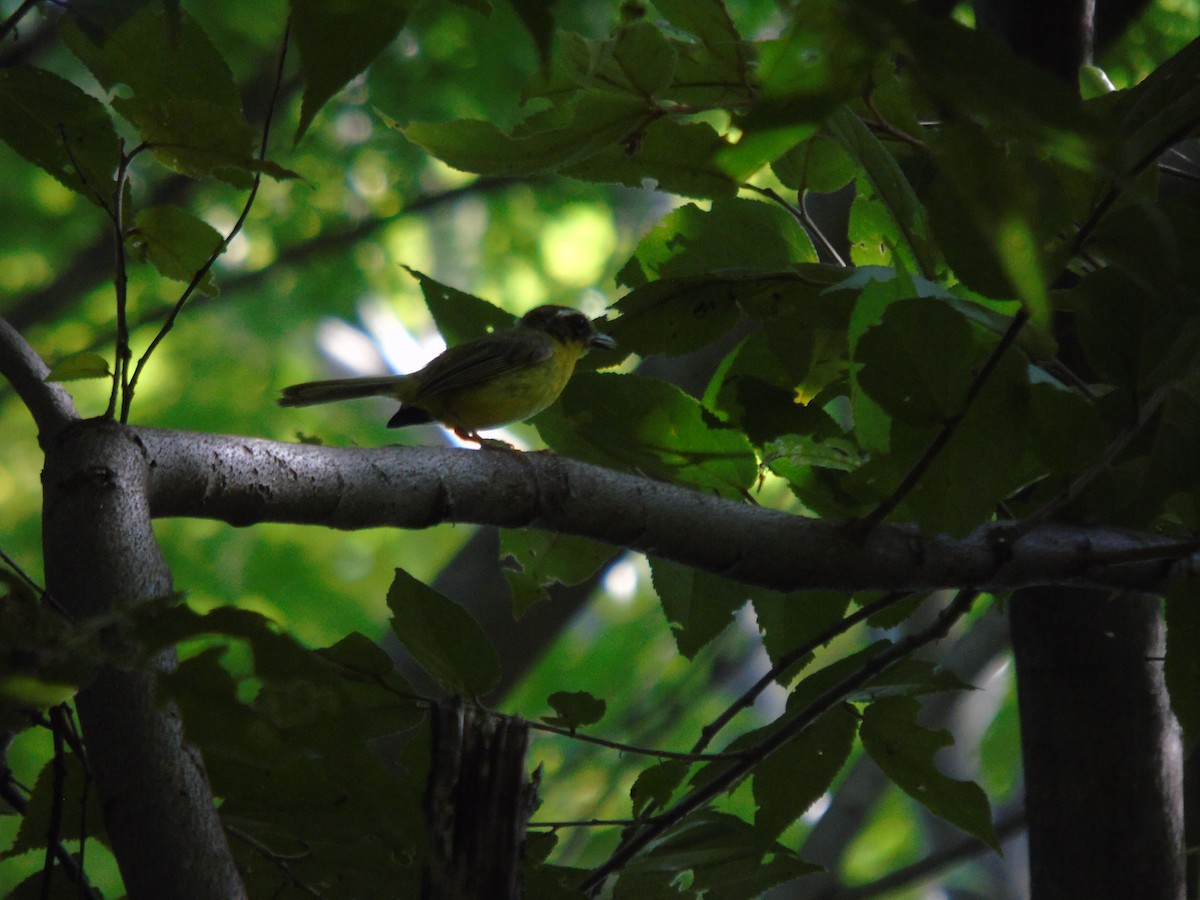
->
406;339;586;432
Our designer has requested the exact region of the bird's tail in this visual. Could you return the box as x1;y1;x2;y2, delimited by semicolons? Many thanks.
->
278;375;409;408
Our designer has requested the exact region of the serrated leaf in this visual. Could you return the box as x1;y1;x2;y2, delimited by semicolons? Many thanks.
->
7;750;106;860
0;65;119;204
649;558;748;659
126;205;224;293
535;372;758;499
753;704;857;843
113;96;256;184
861;695;1000;851
44;352;111;383
292;0;414;141
387;568;500;697
543;690;606;730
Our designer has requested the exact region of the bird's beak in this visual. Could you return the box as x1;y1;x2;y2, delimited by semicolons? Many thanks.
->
588;330;616;350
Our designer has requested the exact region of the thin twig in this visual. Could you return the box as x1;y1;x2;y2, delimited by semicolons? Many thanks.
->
847;309;1030;541
107;144;143;420
529;817;644;829
691;591;913;756
749;184;847;267
41;708;67;900
122;23;291;421
581;589;982;895
530;720;742;762
0;0;40;43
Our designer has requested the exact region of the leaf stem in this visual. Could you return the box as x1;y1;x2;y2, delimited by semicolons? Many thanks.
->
846;308;1029;541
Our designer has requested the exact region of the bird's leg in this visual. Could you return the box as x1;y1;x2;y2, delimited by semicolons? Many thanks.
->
455;428;519;451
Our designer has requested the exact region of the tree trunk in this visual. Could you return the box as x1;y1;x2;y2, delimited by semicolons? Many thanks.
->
423;699;536;899
1011;589;1184;899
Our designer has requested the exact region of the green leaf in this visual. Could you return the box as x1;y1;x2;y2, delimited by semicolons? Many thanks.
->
543;690;606;730
739;3;872;129
387;567;500;697
62;4;241;111
631;759;689;817
7;750;106;859
126;205;224;293
113;96;256;184
622;810;820;895
563;118;739;199
855;297;977;425
500;530;611;617
0;65;119;204
847;350;1034;535
826;106;938;277
44;351;111;383
399;92;648;176
764;434;864;475
618;198;817;286
753;704;857;843
535;372;758;499
773;131;857;193
856;657;975;700
649;558;748;659
860;695;1000;851
865;0;1100;168
1028;383;1108;474
750;591;850;672
510;0;557;69
1166;578;1200;754
1105;34;1200;173
291;0;414;141
404;266;514;345
610;21;679;97
0;675;76;710
652;0;749;89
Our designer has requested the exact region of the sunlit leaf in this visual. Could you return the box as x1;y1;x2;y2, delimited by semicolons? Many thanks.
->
45;352;110;382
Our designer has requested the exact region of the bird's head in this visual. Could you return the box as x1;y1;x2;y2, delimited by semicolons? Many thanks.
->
519;305;616;351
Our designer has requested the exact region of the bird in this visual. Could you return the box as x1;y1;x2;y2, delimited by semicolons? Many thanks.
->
279;305;616;445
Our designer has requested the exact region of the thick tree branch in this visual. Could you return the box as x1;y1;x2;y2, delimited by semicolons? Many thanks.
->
138;426;1197;595
0;317;77;436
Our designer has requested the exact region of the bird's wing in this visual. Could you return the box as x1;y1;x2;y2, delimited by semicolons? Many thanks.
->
412;332;554;400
